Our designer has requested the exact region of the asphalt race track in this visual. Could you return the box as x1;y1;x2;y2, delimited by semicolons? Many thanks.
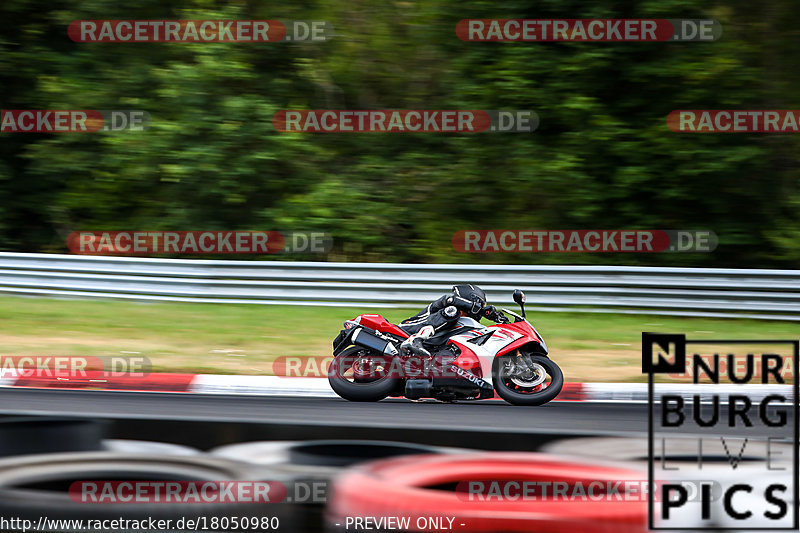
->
0;388;790;441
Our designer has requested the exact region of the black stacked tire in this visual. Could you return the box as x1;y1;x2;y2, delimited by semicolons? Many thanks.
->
0;418;106;457
0;452;300;532
325;452;648;533
210;440;470;532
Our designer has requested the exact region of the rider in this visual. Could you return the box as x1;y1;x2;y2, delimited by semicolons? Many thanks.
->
399;284;505;357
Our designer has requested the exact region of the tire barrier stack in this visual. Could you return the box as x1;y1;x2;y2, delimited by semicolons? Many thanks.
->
0;418;107;457
0;418;472;532
0;418;296;531
0;453;299;531
325;452;650;533
13;417;784;532
210;440;470;532
209;439;467;470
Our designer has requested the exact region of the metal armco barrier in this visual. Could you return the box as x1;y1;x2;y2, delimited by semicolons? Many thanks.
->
0;252;799;320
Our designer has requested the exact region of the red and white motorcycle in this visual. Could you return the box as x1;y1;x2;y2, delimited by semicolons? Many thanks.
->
328;290;563;406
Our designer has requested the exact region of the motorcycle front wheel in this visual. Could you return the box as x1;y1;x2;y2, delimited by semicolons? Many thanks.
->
328;346;400;402
492;354;564;406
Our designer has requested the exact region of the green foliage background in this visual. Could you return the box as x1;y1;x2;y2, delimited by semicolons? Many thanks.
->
1;0;799;266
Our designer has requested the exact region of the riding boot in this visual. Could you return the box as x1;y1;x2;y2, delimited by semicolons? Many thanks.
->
400;325;434;357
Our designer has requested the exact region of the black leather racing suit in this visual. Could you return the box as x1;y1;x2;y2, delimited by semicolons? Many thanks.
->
400;294;487;335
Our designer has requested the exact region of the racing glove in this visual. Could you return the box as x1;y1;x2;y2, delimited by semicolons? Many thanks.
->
482;305;509;323
426;305;460;332
442;295;483;317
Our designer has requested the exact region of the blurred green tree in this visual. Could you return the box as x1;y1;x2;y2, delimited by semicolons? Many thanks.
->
0;0;798;266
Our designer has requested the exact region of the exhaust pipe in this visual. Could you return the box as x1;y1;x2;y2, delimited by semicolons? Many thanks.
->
351;328;399;356
404;379;432;400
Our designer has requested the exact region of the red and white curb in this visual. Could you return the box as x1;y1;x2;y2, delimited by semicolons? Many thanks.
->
0;371;792;403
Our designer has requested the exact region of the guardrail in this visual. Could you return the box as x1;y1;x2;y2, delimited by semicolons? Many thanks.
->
0;252;799;320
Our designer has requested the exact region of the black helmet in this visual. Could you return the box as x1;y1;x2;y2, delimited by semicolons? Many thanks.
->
452;284;486;318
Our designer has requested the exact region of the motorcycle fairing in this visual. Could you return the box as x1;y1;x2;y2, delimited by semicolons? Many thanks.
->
356;314;410;338
447;326;524;385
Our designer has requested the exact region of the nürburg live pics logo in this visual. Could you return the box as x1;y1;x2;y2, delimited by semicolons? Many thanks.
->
643;332;799;530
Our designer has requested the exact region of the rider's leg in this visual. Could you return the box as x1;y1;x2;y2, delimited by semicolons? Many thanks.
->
400;305;459;357
400;325;434;357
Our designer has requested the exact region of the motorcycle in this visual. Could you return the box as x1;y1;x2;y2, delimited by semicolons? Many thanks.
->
328;290;564;406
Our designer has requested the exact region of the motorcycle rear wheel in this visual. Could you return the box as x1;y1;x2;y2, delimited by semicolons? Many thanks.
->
492;354;563;406
328;346;400;402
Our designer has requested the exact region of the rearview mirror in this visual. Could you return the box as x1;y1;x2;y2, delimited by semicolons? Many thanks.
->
513;289;526;305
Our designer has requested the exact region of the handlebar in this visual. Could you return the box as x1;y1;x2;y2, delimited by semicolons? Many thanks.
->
482;305;510;324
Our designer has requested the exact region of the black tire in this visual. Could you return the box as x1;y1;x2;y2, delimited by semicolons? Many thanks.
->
0;418;106;457
210;439;465;469
328;346;399;402
0;452;300;529
493;354;564;406
210;440;469;533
